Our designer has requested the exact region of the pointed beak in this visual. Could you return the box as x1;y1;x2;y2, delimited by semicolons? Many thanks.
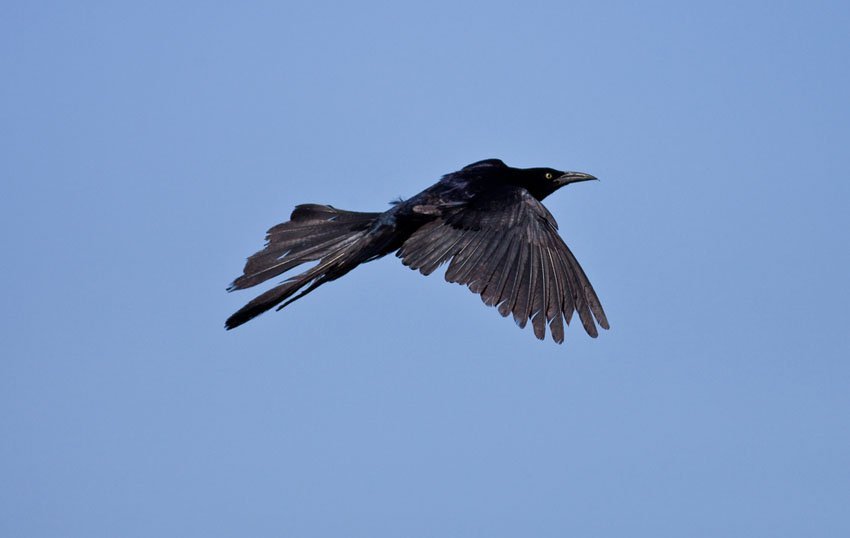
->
556;171;598;186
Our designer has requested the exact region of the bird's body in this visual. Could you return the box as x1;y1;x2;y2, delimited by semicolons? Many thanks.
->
226;159;608;343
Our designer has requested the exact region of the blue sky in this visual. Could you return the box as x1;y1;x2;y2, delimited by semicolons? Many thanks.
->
2;1;849;536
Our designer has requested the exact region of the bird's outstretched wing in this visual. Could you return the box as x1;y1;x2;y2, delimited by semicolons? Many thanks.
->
397;186;608;343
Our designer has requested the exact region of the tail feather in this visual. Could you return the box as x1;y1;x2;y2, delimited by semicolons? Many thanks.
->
228;205;380;291
225;254;340;330
232;233;360;290
225;204;387;330
225;278;304;330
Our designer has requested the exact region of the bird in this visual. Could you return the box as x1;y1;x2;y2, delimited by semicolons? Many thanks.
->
225;158;608;343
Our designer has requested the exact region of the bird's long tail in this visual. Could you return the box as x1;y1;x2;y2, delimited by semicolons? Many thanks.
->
225;204;391;330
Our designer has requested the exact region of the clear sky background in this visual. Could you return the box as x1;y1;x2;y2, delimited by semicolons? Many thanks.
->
2;1;849;536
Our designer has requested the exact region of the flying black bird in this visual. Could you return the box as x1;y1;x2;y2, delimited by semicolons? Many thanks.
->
225;159;608;343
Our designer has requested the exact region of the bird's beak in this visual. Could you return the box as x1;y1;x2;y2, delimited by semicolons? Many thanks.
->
556;171;598;186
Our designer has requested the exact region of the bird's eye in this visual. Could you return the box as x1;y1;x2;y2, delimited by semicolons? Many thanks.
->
544;172;553;180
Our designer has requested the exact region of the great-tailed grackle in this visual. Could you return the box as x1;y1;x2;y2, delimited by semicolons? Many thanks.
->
226;159;608;343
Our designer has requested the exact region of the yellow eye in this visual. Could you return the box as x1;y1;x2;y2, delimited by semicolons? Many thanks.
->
544;172;553;179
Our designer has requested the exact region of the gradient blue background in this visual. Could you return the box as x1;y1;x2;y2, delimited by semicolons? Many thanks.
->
2;1;849;536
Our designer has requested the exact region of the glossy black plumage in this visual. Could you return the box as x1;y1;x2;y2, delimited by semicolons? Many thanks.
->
226;159;608;343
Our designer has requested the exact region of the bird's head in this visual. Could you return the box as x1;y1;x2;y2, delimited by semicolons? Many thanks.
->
520;167;598;200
